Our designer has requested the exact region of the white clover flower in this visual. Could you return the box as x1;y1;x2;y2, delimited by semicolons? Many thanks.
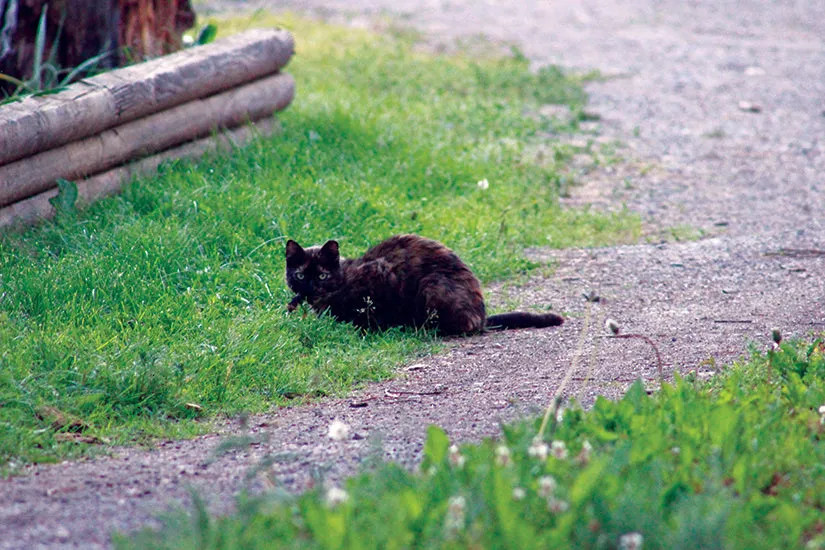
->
477;178;490;190
551;440;569;460
448;495;467;515
528;438;549;461
495;444;512;467
449;444;466;469
327;418;351;441
325;486;349;508
537;475;557;498
547;497;569;514
444;495;467;534
671;446;681;456
818;405;825;415
619;532;644;550
512;487;526;501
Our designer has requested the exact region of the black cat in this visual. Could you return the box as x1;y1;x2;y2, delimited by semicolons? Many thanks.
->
285;234;563;335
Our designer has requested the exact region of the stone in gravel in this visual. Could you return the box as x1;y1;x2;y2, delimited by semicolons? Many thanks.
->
737;100;762;113
54;526;70;541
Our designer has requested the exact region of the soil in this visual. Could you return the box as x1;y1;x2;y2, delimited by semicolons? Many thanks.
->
2;1;824;547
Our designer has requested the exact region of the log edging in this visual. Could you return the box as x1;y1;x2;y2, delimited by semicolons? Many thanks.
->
0;72;295;207
0;28;296;228
0;117;280;228
0;28;295;166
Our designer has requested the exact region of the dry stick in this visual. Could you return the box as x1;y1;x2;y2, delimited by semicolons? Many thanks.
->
537;300;592;441
764;248;825;258
0;71;295;206
0;28;295;166
571;376;661;383
384;388;447;397
578;308;605;403
0;117;279;228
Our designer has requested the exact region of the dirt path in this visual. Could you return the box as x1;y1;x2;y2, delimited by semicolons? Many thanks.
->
2;1;824;547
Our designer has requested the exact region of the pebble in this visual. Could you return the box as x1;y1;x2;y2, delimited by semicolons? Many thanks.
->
54;526;70;541
738;101;762;113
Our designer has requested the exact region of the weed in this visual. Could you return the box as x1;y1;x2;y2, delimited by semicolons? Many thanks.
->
603;317;664;382
47;178;79;217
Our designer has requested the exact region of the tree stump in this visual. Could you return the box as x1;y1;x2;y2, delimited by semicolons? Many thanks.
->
0;0;195;96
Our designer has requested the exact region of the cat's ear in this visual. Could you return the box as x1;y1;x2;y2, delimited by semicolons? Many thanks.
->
319;240;340;266
285;240;305;266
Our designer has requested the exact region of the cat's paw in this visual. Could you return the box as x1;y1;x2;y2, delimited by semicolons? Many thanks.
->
287;294;305;312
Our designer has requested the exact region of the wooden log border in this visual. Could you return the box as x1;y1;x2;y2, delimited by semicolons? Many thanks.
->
0;117;279;228
0;28;296;228
0;72;295;206
0;28;295;165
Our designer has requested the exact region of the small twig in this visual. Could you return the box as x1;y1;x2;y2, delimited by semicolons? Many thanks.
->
578;308;605;402
713;319;752;324
764;248;825;258
571;376;660;383
348;386;449;406
384;386;447;397
349;396;379;407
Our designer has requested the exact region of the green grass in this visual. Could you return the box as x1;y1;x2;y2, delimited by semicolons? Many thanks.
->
0;13;639;470
121;337;825;549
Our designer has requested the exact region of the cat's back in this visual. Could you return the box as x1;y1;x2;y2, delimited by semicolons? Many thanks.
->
360;234;468;275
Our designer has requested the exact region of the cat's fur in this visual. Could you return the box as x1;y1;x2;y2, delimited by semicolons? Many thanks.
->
285;234;563;335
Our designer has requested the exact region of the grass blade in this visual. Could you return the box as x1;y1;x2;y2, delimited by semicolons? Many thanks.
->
31;5;48;91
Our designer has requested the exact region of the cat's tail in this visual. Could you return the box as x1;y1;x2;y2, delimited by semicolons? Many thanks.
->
485;311;564;331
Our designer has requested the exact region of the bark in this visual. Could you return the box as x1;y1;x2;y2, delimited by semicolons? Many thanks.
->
0;0;196;96
120;0;196;61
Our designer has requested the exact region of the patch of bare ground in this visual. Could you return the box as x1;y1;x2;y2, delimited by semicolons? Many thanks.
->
3;1;824;547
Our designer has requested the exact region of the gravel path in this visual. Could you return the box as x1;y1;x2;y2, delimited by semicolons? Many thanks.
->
2;1;824;547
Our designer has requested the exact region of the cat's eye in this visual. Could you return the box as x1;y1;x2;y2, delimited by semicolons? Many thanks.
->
295;272;305;280
318;273;329;280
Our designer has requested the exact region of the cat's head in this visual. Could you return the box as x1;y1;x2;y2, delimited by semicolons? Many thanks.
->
285;239;343;299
